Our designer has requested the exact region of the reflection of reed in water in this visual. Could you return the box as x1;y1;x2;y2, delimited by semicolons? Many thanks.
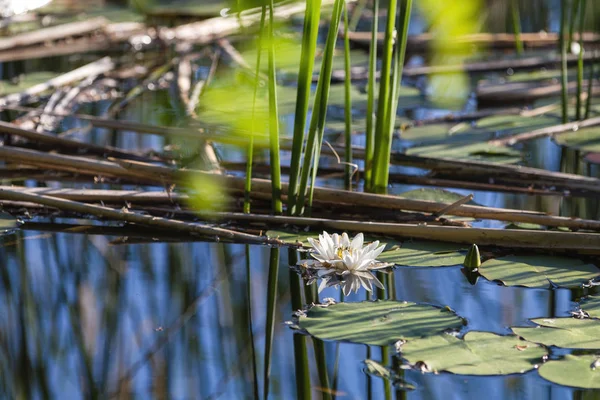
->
0;0;52;18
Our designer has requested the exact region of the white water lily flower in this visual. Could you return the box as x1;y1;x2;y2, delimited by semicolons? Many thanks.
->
297;231;391;296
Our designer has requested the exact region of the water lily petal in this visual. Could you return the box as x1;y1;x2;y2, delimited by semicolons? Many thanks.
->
350;233;364;251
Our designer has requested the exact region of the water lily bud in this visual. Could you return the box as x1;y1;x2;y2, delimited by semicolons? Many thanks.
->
463;244;481;272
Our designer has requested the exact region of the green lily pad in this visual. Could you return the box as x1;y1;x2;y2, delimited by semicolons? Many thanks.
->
406;141;522;164
398;188;479;205
553;126;600;153
538;354;600;389
0;72;59;96
400;331;545;375
298;301;464;346
512;318;600;349
377;241;466;267
580;295;600;318
0;211;18;233
475;114;560;132
479;255;599;288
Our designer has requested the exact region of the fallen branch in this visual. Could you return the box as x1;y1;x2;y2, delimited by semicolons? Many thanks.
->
0;187;282;245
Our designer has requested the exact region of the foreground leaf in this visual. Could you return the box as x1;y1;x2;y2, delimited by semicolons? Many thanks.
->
479;255;599;288
298;301;464;346
512;318;600;349
400;331;546;375
538;354;600;389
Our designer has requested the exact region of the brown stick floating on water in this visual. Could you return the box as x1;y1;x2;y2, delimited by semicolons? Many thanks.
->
0;187;283;245
0;120;156;161
0;147;599;231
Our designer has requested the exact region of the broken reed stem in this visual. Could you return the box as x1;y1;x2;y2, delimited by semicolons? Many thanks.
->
0;187;281;245
433;194;474;218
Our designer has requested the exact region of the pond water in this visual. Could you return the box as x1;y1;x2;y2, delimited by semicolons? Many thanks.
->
1;1;600;399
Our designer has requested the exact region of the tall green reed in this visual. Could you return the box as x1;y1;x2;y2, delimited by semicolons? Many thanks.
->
245;6;267;214
343;1;353;191
560;0;569;123
287;0;322;216
371;0;412;194
267;0;283;214
576;0;587;120
263;247;280;400
294;0;345;215
288;251;311;400
584;1;596;119
510;0;523;55
364;0;379;191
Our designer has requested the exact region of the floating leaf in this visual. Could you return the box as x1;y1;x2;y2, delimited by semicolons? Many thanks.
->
298;301;464;346
512;318;600;349
479;255;599;288
406;141;522;164
377;241;466;267
398;188;479;205
580;295;600;319
538;354;600;389
400;331;546;375
554;126;600;154
0;212;18;234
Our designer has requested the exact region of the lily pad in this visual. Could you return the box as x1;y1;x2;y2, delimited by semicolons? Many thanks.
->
538;354;600;389
400;331;545;375
553;126;600;154
512;318;600;349
377;241;466;267
479;255;599;288
398;188;479;205
0;211;18;233
406;141;522;164
298;301;464;346
580;295;600;318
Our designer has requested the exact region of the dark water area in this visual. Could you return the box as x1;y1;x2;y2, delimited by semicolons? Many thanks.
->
1;0;600;399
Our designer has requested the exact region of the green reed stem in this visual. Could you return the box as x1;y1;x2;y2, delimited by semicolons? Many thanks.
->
560;0;569;123
245;7;267;214
568;0;580;51
372;0;412;194
585;1;596;119
245;245;260;400
382;346;392;400
288;0;322;215
267;1;282;214
288;250;311;400
510;0;524;55
343;2;353;191
576;0;587;120
364;0;379;191
263;247;280;400
296;0;345;215
370;0;397;194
